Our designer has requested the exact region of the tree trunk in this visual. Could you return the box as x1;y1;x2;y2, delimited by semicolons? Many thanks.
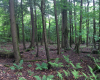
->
21;0;26;49
48;15;51;43
34;1;39;57
93;0;96;49
53;0;60;55
74;0;82;54
41;0;51;69
86;0;89;47
74;0;77;44
69;0;72;47
9;0;21;63
61;11;64;48
99;0;100;51
62;0;70;50
29;0;35;48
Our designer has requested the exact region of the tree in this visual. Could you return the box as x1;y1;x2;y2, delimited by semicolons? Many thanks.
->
21;0;26;49
99;0;100;51
29;0;35;48
74;0;83;54
93;0;96;49
62;0;70;50
74;0;77;44
34;1;39;57
9;0;21;63
53;0;60;54
41;0;51;69
86;0;89;47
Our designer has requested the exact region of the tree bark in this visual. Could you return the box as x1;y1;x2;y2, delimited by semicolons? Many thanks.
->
21;0;26;49
93;0;96;49
99;0;100;51
41;0;51;69
29;0;35;48
62;0;70;50
53;0;60;54
86;0;89;47
9;0;21;63
74;0;77;44
34;1;39;57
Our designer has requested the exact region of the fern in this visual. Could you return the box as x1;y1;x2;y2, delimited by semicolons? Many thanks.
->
57;72;63;80
35;62;48;70
63;55;72;63
49;58;63;67
71;70;80;79
63;70;70;77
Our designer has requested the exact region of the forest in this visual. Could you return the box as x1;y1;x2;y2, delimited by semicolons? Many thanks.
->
0;0;100;80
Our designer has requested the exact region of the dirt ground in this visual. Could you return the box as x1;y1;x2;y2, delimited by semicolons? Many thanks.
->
0;42;99;80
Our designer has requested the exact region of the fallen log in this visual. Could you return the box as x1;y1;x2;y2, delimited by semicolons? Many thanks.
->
0;51;14;58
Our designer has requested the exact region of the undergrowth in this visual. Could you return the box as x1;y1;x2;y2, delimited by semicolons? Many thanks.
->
9;55;100;80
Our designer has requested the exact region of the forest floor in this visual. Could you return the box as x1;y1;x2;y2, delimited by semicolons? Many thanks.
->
0;42;100;80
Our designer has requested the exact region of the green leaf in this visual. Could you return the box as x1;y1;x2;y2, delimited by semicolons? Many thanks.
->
70;63;75;68
76;63;82;69
71;70;79;79
41;62;48;69
47;75;54;80
28;64;32;67
82;72;88;80
33;76;41;80
10;66;15;70
18;77;27;80
55;58;59;63
57;72;63;80
19;60;23;67
63;70;70;77
42;75;47;80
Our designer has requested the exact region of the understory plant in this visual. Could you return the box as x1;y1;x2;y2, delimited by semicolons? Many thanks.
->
35;62;48;70
33;75;54;80
49;58;63;67
10;60;23;70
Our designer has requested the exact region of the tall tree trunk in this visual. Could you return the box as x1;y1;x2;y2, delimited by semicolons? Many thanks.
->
16;24;20;42
48;15;51;43
41;0;51;69
29;0;35;48
61;11;64;48
69;0;72;47
79;0;82;45
93;0;96;49
34;1;39;57
74;0;82;54
15;0;20;42
86;0;89;47
62;0;70;50
9;0;20;63
53;0;60;55
74;0;77;44
99;0;100;51
21;0;26;49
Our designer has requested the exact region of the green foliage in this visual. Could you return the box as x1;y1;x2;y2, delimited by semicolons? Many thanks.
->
18;77;27;80
33;75;54;80
27;70;34;76
10;60;23;70
63;70;70;77
88;66;97;80
49;58;63;67
71;70;81;79
57;72;63;80
70;62;82;69
27;64;32;67
63;55;72;63
35;62;48;70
